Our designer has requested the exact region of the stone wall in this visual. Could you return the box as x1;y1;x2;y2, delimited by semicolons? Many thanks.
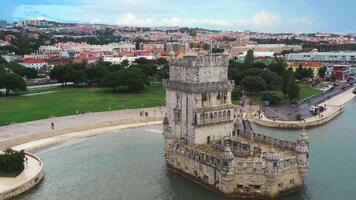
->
0;153;45;200
166;150;303;198
253;106;344;129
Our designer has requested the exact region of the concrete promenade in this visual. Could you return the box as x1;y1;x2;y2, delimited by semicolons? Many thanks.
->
0;107;165;150
252;87;355;129
0;153;44;200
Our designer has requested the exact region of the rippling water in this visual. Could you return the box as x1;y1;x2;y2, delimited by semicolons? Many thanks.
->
15;99;356;200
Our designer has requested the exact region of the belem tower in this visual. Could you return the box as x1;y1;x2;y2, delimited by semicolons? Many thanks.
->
162;53;309;198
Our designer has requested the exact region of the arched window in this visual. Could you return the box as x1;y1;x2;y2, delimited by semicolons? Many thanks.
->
218;111;222;121
214;112;218;122
223;111;227;120
200;113;204;124
204;113;209;123
227;110;231;119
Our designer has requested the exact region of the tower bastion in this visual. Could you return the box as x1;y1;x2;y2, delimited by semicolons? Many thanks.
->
162;54;309;198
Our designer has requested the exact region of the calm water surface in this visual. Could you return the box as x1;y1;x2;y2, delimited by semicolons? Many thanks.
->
16;100;356;200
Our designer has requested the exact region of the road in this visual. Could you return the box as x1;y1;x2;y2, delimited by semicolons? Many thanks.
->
262;82;352;121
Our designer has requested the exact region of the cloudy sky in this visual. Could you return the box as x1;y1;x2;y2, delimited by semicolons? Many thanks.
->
1;0;355;33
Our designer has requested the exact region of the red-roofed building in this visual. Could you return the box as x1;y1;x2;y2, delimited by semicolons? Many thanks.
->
21;58;47;68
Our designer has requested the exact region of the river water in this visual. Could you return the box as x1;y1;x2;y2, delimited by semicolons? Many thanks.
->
15;100;356;200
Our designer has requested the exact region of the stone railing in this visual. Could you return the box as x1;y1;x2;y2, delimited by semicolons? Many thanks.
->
170;55;229;68
163;79;234;93
239;130;297;150
0;152;45;200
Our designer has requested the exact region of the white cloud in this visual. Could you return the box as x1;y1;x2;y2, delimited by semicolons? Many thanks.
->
289;16;312;26
237;10;282;27
116;13;232;27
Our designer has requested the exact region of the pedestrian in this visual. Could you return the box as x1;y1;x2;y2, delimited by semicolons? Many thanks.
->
51;122;54;130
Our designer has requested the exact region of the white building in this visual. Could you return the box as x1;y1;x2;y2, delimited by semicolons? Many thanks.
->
103;55;153;65
286;51;356;63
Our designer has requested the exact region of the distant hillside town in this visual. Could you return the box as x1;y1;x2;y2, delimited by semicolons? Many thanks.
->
0;19;355;86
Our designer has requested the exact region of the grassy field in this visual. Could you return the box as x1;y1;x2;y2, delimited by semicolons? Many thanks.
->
0;83;319;126
249;84;320;104
0;83;165;126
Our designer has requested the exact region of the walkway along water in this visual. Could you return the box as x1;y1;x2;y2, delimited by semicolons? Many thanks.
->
252;87;355;129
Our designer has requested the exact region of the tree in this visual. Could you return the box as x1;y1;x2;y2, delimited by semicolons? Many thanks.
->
231;86;243;101
0;149;26;174
100;73;121;92
0;73;27;95
72;70;86;85
22;67;37;79
240;76;267;93
306;68;314;79
261;92;281;105
245;50;254;65
287;78;300;101
295;65;305;80
250;62;267;69
282;69;294;96
100;68;149;92
6;62;37;79
268;59;287;76
121;59;129;67
318;67;327;78
0;56;7;65
49;65;66;85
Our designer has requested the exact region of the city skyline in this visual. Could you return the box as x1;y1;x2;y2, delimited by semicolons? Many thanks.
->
1;0;356;33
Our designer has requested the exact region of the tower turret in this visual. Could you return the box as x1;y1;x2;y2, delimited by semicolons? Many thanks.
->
296;129;309;176
163;115;175;150
265;148;279;175
222;146;235;173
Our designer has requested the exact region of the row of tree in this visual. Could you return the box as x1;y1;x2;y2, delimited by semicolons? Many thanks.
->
49;58;169;92
229;50;301;103
0;58;27;95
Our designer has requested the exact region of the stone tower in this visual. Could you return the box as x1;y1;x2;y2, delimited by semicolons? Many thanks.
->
163;53;235;145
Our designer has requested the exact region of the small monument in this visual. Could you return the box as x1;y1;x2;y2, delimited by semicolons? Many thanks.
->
163;54;309;198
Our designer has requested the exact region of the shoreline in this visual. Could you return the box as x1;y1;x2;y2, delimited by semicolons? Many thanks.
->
252;87;355;129
0;107;165;150
12;120;162;153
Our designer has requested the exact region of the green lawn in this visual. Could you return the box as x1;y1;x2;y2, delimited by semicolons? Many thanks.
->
249;84;320;105
0;82;319;126
0;83;165;126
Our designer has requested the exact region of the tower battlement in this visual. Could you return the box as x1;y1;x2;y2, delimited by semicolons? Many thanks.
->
169;54;230;83
170;54;229;68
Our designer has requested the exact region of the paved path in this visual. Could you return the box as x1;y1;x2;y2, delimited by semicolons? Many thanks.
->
253;87;355;128
263;83;351;121
0;107;165;143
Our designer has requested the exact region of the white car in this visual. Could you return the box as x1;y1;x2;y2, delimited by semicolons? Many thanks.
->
309;106;318;113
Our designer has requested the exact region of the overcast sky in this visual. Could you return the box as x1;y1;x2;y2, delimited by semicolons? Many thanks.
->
1;0;355;33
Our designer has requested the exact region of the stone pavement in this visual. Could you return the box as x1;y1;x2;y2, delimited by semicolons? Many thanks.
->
0;107;165;144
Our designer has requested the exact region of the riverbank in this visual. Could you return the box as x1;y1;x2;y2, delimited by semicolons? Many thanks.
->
252;87;355;128
0;107;165;150
0;107;164;200
0;153;44;200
